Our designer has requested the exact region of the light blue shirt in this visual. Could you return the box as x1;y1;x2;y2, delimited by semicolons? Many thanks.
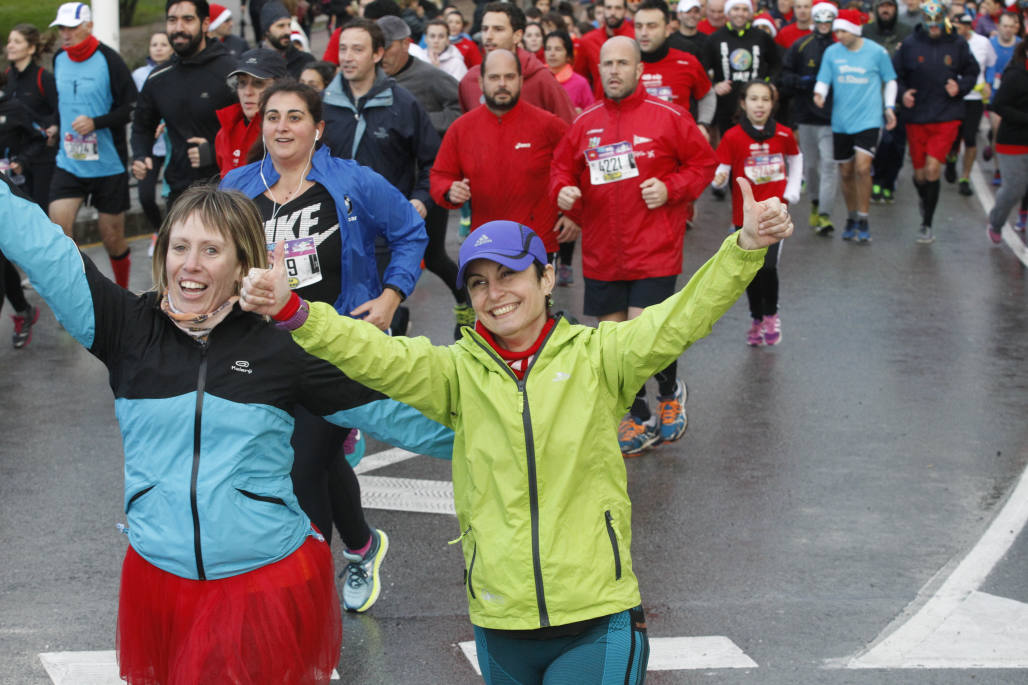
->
54;51;125;177
817;39;897;135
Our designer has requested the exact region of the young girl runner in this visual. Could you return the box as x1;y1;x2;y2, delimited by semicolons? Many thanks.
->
712;80;802;346
240;181;794;685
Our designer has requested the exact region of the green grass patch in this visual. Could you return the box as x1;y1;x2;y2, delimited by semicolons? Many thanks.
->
0;0;166;38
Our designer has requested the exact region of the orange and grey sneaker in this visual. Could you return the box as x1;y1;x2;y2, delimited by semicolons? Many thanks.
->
619;414;659;458
656;379;688;443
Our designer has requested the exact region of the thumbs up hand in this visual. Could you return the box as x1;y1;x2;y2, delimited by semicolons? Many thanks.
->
736;177;794;251
240;240;292;315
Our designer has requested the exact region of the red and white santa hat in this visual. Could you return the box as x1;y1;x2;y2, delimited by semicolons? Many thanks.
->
833;8;863;34
753;12;777;36
811;1;839;23
208;4;231;32
724;0;754;15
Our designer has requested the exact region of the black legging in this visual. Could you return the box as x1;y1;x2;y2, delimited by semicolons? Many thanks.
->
137;155;165;231
290;404;372;550
0;251;30;316
423;202;466;304
745;241;781;319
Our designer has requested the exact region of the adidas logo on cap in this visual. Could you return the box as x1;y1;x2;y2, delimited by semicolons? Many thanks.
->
474;234;493;247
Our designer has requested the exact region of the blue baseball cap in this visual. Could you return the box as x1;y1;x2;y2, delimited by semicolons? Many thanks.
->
456;221;548;289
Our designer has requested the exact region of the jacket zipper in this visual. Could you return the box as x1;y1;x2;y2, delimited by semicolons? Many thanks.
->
605;510;623;581
191;342;208;580
237;489;287;506
467;542;477;599
469;321;560;627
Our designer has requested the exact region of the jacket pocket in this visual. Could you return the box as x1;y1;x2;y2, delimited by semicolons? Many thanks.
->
236;488;287;507
605;510;622;581
465;540;478;599
126;484;155;513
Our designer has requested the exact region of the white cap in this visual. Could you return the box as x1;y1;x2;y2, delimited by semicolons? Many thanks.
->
811;1;839;22
724;0;754;15
50;2;92;28
677;0;701;12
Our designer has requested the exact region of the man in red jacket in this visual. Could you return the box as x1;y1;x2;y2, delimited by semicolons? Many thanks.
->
575;0;636;97
431;50;578;258
457;2;575;123
551;35;716;458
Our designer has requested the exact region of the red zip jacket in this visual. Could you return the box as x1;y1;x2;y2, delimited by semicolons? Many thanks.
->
214;103;261;177
574;22;636;98
430;99;568;252
549;84;716;281
458;48;575;123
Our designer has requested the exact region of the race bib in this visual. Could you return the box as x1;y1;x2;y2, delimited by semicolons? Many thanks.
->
63;132;99;161
585;141;639;185
646;85;673;102
0;158;9;175
268;237;322;290
744;153;785;185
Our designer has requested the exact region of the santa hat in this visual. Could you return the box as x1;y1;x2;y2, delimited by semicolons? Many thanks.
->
208;4;231;32
811;1;839;22
833;8;863;34
753;12;777;36
677;0;701;12
724;0;754;15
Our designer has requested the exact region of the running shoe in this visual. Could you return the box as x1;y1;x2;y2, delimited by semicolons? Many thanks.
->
871;184;883;203
453;303;475;340
917;225;935;244
987;224;1002;244
747;318;764;346
342;428;365;467
340;528;389;613
619;415;659;458
11;304;39;349
944;155;957;183
656;379;687;443
761;313;781;346
856;219;871;244
983;144;993;162
958;179;973;197
814;214;834;237
992;170;1002;187
1016;210;1027;233
557;264;574;287
808;201;820;227
882;188;895;204
841;218;857;241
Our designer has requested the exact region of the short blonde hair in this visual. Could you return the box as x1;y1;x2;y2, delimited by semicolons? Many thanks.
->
152;185;268;294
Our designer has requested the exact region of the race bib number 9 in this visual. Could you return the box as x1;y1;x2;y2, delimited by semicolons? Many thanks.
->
744;153;785;185
268;237;322;290
63;132;99;161
586;141;639;185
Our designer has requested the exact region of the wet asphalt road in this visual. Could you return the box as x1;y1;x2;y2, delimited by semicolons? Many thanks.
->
1;168;1027;685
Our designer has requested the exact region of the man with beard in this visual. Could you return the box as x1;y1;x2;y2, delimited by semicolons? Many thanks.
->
131;0;236;206
261;1;314;77
458;2;575;122
864;0;911;204
431;49;574;267
668;0;711;66
574;0;636;97
48;2;137;289
704;0;781;137
551;36;717;457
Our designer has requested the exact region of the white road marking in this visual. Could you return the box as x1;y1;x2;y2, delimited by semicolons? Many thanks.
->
352;446;422;475
359;475;456;515
971;163;1028;267
39;651;340;683
458;636;758;675
831;461;1028;669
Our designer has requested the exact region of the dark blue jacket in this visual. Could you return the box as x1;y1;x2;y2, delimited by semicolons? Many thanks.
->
0;174;451;581
779;30;834;126
321;68;440;207
893;25;979;124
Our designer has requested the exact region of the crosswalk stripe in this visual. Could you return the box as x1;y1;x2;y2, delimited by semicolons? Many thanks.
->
38;651;340;683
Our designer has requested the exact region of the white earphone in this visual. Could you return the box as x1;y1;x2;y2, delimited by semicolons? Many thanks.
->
314;130;320;141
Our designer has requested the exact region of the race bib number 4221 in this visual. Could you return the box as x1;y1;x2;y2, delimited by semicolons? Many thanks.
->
585;141;639;185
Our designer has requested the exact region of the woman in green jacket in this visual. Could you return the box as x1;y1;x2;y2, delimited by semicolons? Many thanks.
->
240;178;793;684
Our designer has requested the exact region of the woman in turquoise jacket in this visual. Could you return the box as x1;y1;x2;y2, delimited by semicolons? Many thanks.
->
241;178;793;684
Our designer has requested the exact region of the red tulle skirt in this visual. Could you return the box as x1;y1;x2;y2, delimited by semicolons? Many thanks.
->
117;536;341;685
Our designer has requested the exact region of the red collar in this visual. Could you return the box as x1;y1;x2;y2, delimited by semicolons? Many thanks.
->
475;317;556;379
65;35;100;62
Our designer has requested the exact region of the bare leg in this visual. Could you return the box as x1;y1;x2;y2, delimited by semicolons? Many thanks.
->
48;197;84;238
